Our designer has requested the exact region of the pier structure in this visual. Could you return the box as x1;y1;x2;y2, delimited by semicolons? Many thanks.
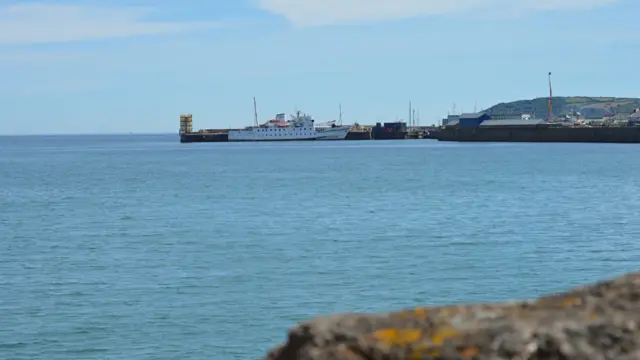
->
179;114;193;135
176;100;438;143
178;114;228;143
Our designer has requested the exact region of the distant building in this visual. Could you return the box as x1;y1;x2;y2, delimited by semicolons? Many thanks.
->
488;113;538;120
458;112;492;127
442;115;459;126
628;109;640;125
444;118;459;127
479;119;546;127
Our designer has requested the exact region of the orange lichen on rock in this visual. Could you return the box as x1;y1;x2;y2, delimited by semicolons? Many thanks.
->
561;296;582;307
432;326;461;345
414;307;429;318
263;272;640;360
535;295;584;308
373;328;422;346
410;347;440;360
392;307;431;320
460;345;480;357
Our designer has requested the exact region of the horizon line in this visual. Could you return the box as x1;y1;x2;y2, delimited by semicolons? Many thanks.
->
0;132;177;137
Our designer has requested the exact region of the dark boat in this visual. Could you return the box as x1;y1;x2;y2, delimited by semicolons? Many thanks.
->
371;121;408;140
423;129;440;139
344;122;372;140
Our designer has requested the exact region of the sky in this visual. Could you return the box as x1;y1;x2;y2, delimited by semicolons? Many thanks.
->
0;0;638;134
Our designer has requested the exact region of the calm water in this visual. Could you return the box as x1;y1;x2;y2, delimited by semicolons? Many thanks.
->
1;135;639;359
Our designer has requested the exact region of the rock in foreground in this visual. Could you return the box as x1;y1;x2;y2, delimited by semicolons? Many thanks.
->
263;272;640;360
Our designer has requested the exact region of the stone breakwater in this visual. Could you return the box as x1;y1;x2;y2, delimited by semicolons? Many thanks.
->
263;272;640;360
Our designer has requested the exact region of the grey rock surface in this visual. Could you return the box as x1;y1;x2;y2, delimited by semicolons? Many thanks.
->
263;272;640;360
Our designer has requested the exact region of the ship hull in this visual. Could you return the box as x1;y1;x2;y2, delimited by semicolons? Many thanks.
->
372;131;408;140
228;125;316;142
227;137;316;142
315;126;351;140
371;121;408;140
345;131;371;140
228;126;351;141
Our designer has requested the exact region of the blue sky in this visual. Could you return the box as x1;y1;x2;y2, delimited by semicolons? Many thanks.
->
0;0;637;134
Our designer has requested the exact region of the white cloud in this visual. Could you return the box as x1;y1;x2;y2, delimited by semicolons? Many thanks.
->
257;0;620;27
0;3;219;44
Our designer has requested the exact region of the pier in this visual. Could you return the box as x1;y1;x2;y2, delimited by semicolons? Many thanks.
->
436;123;640;143
178;114;438;143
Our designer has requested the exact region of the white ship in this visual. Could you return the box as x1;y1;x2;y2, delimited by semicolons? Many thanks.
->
315;103;351;140
228;99;351;142
228;111;317;142
315;120;352;140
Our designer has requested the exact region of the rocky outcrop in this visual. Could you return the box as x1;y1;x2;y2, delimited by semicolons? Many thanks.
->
263;272;640;360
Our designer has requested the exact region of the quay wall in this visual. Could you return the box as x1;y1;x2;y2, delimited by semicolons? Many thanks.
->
180;132;228;143
437;126;640;143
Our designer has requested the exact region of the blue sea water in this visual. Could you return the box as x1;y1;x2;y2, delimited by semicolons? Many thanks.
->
1;135;639;359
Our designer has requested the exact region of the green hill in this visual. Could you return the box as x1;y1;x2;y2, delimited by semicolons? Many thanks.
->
483;97;640;119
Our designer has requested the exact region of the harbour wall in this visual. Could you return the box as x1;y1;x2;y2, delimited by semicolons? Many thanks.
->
437;125;640;143
180;132;228;143
179;126;435;143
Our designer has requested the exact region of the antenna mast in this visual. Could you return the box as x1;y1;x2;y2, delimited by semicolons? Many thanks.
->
412;109;416;128
548;72;553;121
339;103;343;125
253;97;258;126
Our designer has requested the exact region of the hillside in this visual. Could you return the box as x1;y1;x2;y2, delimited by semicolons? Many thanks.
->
483;97;640;119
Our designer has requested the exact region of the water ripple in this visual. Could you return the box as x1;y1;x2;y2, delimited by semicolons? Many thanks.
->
0;136;638;359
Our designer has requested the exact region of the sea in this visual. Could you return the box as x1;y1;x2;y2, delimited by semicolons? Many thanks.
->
1;134;639;359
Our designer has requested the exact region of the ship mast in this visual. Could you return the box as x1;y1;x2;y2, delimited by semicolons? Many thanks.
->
547;72;553;121
412;109;416;128
253;96;258;126
339;103;342;126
